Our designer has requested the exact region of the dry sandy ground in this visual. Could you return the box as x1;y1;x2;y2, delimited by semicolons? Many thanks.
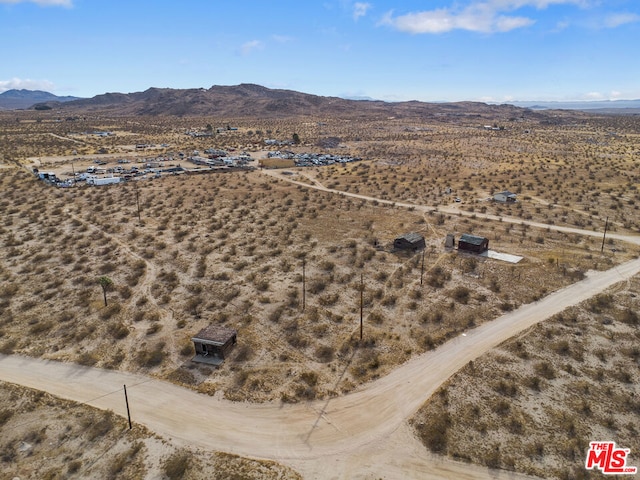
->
259;169;640;246
2;257;640;479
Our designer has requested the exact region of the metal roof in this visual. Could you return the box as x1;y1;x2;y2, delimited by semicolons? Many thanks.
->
192;325;237;346
396;232;424;244
459;234;488;246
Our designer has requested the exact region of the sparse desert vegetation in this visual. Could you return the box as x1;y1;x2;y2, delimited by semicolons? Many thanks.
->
1;106;640;478
0;159;632;403
0;381;300;479
411;276;640;480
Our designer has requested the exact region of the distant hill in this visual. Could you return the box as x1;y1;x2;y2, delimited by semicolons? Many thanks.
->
0;89;80;110
38;83;538;120
508;99;640;113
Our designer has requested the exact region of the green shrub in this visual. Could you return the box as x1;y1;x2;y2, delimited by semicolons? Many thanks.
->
0;409;13;426
136;343;165;367
534;361;556;380
415;411;451;453
162;450;191;480
108;322;129;339
450;286;471;304
315;345;335;363
86;411;114;441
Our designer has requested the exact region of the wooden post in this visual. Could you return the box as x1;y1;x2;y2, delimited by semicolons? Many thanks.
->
135;182;142;224
601;216;609;253
360;272;364;341
302;258;306;312
123;385;132;430
420;248;426;286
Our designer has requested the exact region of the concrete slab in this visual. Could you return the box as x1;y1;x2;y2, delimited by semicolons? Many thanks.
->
192;354;224;366
480;250;523;263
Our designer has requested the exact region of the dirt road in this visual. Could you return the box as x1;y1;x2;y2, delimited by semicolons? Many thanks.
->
2;257;639;478
258;169;640;246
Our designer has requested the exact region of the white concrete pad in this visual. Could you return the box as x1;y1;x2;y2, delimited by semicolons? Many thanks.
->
480;250;524;263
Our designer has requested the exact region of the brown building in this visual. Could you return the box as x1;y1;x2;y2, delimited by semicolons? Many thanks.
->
394;232;426;251
458;234;489;254
192;325;237;365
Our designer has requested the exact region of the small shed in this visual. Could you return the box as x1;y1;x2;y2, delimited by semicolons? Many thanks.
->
192;325;237;365
494;191;517;203
445;234;456;249
458;234;489;254
394;232;426;251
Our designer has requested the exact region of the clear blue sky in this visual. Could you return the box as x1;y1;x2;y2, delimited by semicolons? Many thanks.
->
1;0;639;102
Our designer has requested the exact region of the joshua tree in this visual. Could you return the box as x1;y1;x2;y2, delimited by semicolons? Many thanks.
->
99;276;113;307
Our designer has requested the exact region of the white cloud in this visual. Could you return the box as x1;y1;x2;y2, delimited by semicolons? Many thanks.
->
0;77;55;93
602;12;640;28
272;34;293;43
353;2;371;20
0;0;72;6
585;91;604;100
238;40;264;56
380;0;589;34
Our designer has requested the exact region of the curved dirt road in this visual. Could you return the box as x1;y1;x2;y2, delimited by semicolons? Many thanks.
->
2;257;640;478
258;169;640;246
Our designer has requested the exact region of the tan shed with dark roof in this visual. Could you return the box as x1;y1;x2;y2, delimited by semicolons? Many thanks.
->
394;232;426;251
192;325;237;365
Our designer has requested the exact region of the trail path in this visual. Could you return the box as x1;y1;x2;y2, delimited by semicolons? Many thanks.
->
3;257;640;478
257;169;640;246
60;207;177;358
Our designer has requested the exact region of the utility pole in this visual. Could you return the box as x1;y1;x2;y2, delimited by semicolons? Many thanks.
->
135;181;141;224
420;248;426;285
360;272;364;341
123;385;132;430
601;216;609;253
302;258;306;312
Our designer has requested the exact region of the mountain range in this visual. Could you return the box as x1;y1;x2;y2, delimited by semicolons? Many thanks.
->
0;89;80;110
14;83;535;119
2;84;638;118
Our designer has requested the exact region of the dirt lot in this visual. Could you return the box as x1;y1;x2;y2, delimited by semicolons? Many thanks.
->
2;164;635;404
1;109;640;478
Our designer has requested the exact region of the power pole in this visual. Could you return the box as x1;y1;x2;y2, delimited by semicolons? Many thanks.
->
302;258;306;312
135;182;142;224
360;272;364;341
123;385;132;430
601;216;609;253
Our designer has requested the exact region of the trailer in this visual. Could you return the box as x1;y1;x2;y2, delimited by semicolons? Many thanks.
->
37;172;57;182
87;175;120;186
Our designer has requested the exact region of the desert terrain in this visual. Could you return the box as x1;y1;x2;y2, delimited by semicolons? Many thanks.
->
1;100;639;478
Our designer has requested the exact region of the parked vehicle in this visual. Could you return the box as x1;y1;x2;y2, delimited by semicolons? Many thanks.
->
86;175;120;186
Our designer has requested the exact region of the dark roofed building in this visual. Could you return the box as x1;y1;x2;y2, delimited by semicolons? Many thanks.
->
458;234;489;254
192;325;237;365
394;232;426;251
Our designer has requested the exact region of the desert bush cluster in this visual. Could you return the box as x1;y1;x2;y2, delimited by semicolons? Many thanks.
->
1;109;638;404
411;275;640;479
